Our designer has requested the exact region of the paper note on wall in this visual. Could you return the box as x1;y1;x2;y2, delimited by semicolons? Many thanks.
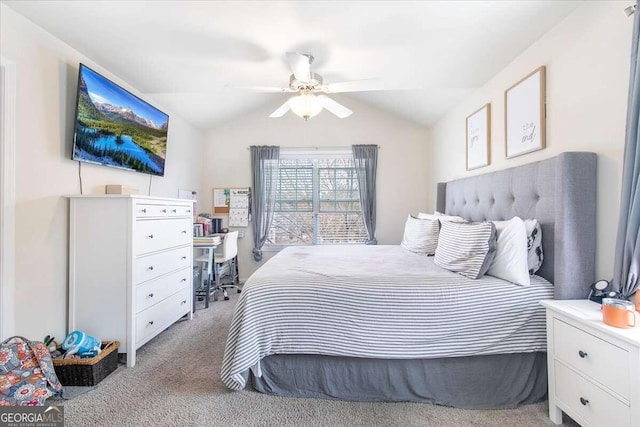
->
230;194;248;208
214;189;229;207
228;190;250;226
229;208;249;227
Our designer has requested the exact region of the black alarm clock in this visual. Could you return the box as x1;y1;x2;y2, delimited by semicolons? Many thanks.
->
588;280;623;303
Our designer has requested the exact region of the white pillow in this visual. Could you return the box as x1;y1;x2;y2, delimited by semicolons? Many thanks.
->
487;217;530;286
417;212;466;222
401;215;440;255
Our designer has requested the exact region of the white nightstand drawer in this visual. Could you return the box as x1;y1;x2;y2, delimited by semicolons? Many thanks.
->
134;246;192;284
555;360;630;427
135;267;191;313
135;218;192;255
554;318;630;399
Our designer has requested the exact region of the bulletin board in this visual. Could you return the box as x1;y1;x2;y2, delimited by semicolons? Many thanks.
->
212;188;231;214
212;188;251;227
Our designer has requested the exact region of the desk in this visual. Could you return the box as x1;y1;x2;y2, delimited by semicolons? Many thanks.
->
193;243;219;309
193;232;243;307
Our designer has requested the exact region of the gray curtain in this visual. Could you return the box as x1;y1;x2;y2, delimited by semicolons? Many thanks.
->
251;146;280;261
614;4;640;298
352;145;378;244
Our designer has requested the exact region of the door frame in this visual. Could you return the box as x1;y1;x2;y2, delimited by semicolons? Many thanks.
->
0;58;16;340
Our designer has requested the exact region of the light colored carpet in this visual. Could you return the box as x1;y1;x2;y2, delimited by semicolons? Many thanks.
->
57;293;577;427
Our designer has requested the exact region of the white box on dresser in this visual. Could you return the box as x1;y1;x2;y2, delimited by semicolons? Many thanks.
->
68;195;195;367
541;300;640;427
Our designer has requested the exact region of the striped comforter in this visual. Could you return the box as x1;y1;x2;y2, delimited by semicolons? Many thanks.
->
221;245;554;390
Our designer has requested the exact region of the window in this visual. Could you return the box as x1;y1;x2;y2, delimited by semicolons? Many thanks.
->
267;151;368;246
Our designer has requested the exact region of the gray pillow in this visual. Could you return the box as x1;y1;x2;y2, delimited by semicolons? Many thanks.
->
401;215;440;256
524;219;544;275
434;221;498;279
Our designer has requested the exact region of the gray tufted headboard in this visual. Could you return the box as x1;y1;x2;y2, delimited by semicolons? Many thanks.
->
436;152;597;300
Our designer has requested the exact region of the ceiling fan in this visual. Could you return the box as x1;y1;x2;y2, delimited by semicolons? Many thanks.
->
233;52;382;121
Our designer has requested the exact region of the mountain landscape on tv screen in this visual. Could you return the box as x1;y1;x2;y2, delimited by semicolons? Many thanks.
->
73;66;168;176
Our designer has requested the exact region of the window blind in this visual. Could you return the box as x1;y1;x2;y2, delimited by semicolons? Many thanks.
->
267;155;367;245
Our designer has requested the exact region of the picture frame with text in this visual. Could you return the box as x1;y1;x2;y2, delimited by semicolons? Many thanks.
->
505;66;546;158
466;103;491;170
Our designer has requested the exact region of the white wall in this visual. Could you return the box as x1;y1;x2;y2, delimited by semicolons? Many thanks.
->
0;5;205;340
428;0;632;280
203;97;429;279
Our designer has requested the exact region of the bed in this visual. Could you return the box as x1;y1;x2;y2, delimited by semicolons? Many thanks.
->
221;152;597;408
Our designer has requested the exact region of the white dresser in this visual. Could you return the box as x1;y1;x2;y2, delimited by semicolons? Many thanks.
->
541;300;640;427
68;195;195;367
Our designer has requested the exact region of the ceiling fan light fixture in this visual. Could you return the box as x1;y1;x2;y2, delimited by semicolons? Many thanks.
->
289;91;323;121
266;52;355;120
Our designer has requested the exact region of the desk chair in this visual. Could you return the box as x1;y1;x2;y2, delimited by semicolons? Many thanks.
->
213;231;241;301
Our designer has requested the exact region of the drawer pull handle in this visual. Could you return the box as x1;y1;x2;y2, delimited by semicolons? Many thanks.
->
181;300;187;305
148;293;154;298
578;350;588;358
148;266;154;271
140;208;147;213
182;230;188;234
181;278;187;282
181;256;187;260
147;321;154;326
580;397;589;406
147;234;154;239
172;209;177;213
161;209;167;213
186;209;191;213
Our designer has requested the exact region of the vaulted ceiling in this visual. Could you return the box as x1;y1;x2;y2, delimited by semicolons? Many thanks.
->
4;1;582;130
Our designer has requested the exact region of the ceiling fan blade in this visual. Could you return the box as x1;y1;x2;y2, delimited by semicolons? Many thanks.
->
286;52;312;82
321;79;387;93
225;84;294;93
269;99;291;118
317;95;352;118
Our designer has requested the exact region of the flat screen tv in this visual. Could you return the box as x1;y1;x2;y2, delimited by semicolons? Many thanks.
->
72;63;169;176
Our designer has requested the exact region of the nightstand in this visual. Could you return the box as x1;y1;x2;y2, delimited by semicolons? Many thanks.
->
541;300;640;427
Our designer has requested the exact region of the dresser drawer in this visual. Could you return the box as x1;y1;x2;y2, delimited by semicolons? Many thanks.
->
135;218;192;255
135;203;192;219
555;360;630;427
135;286;191;346
553;318;630;399
165;204;193;217
134;203;167;218
134;246;192;285
135;267;191;313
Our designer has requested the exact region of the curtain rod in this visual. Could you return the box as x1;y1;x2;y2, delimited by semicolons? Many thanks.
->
246;146;380;150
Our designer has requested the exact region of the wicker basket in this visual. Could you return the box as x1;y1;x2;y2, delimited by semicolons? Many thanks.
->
53;341;119;386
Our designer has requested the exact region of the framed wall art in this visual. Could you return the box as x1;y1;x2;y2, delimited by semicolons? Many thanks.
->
466;103;491;170
504;66;546;158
